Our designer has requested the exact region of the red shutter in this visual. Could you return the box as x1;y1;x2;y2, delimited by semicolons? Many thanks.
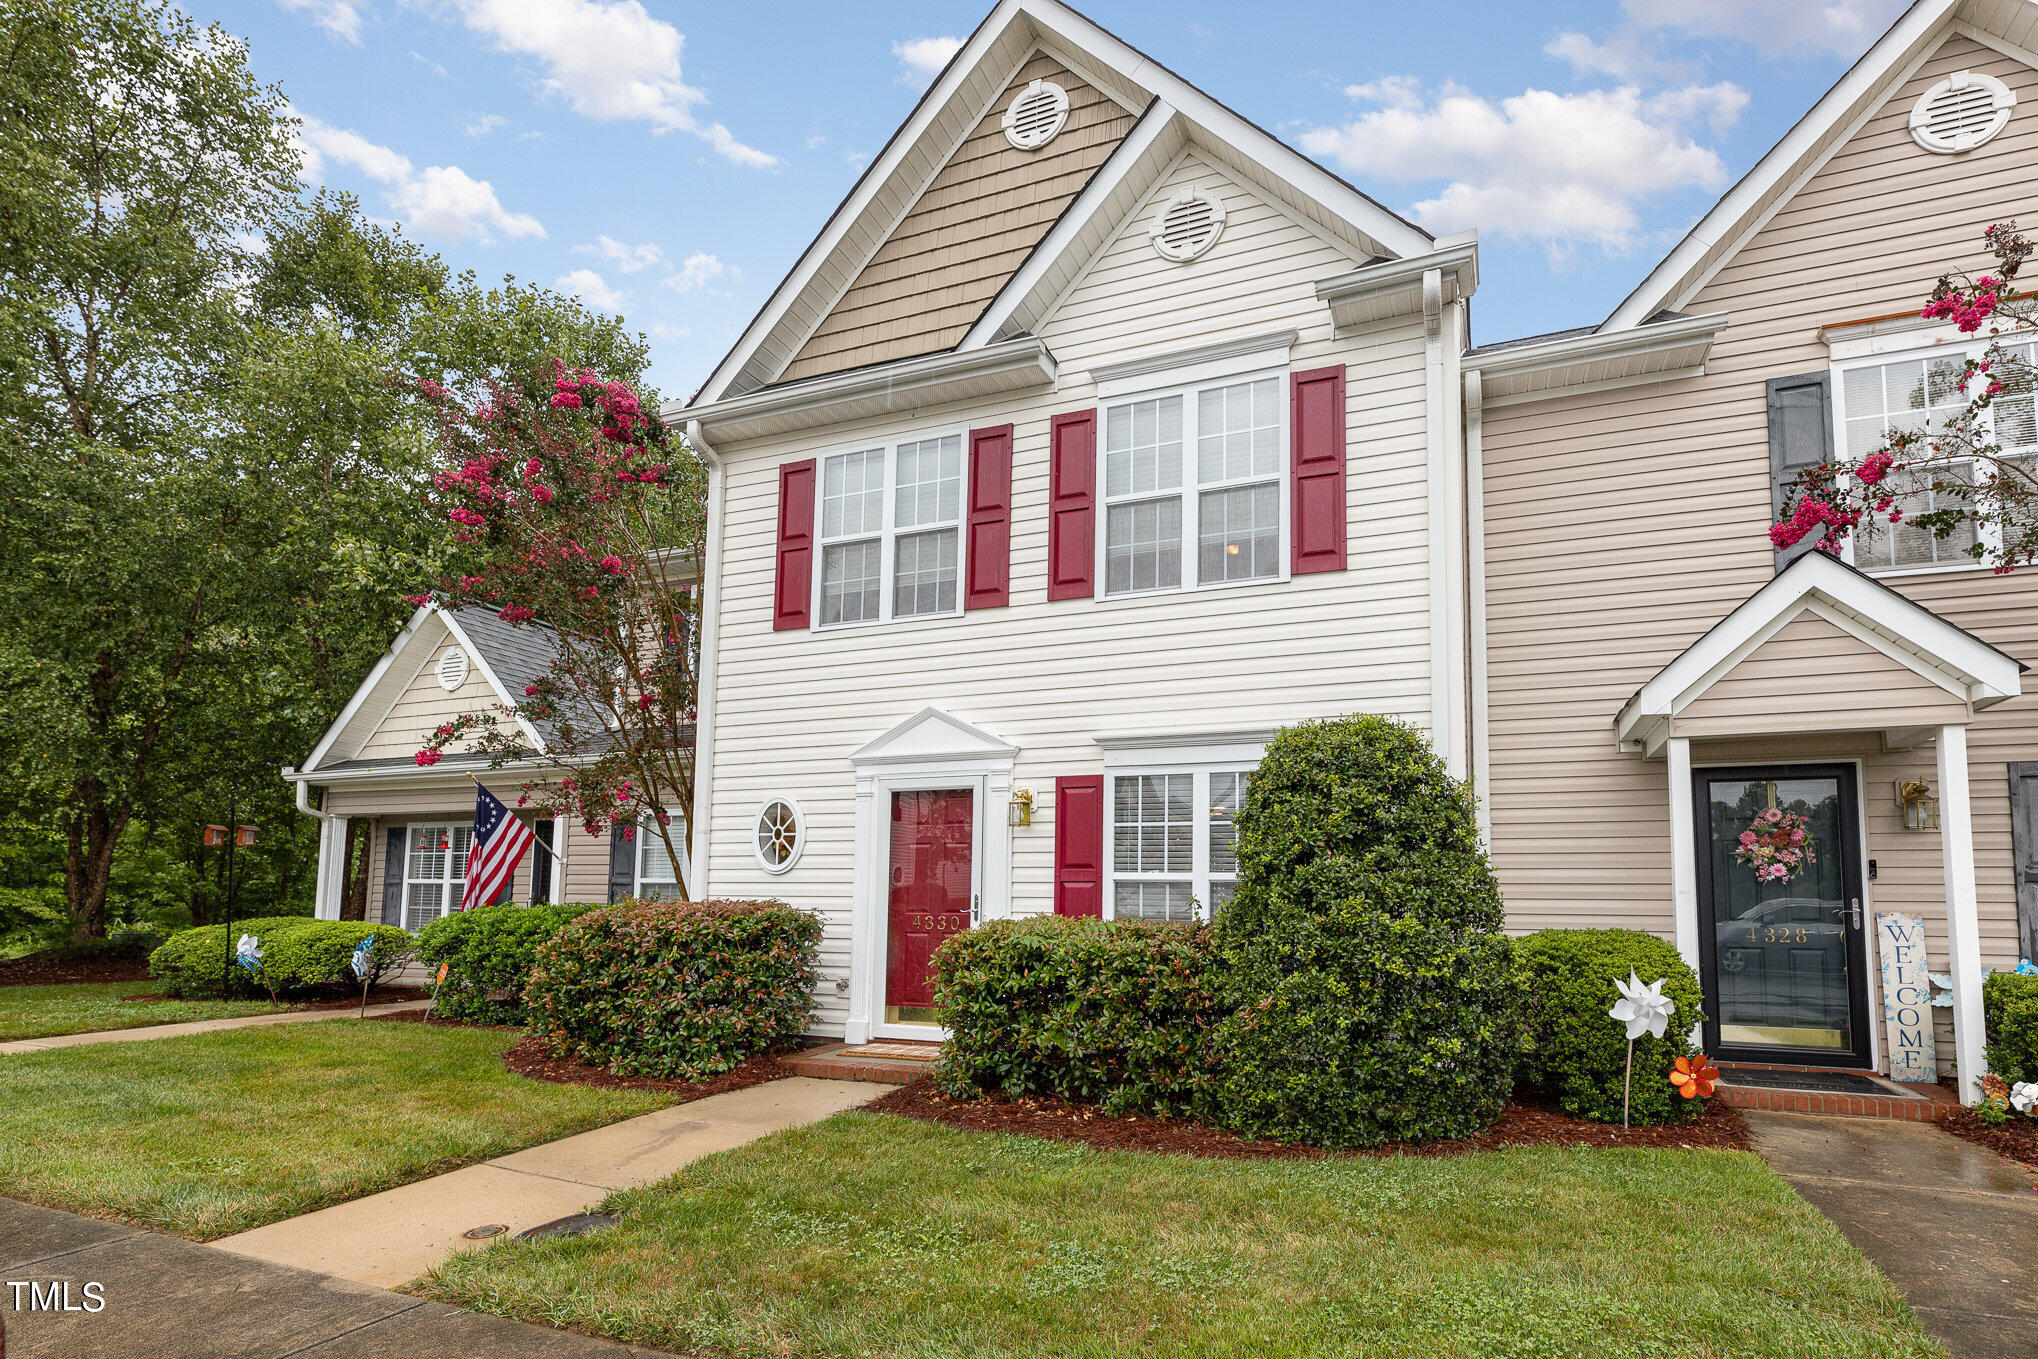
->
1047;410;1097;600
773;459;816;631
1290;365;1347;575
1053;775;1105;918
964;423;1013;610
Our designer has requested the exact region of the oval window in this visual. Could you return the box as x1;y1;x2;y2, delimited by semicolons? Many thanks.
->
754;799;804;874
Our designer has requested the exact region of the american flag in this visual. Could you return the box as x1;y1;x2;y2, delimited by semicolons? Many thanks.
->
464;783;535;909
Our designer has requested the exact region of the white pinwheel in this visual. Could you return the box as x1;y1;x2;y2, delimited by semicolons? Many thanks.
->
1608;971;1676;1040
349;935;375;982
234;932;263;974
2012;1082;2038;1116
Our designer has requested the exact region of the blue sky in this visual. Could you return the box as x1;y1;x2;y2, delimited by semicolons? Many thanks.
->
215;0;1914;400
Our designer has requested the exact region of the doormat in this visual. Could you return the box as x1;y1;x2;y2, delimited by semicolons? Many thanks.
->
1720;1069;1900;1096
850;1041;942;1062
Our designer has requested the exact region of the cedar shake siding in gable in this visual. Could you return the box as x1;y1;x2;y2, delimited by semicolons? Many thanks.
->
1478;33;2038;975
776;54;1137;385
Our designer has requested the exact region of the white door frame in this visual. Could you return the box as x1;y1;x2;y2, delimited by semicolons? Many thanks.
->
845;707;1016;1044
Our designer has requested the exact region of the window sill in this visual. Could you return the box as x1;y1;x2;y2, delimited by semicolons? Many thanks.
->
1099;572;1291;603
1855;561;1995;581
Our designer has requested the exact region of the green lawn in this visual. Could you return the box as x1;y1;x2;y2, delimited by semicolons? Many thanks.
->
0;1021;672;1239
422;1111;1944;1359
0;981;302;1040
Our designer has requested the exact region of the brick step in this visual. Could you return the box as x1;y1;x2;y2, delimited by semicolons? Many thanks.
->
782;1042;937;1085
1714;1066;1958;1122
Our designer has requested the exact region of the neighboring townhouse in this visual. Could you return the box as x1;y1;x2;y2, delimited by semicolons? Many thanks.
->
285;603;687;937
1468;0;2038;1102
673;0;1476;1042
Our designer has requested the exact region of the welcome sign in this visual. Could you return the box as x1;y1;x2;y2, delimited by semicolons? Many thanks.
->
1876;912;1937;1083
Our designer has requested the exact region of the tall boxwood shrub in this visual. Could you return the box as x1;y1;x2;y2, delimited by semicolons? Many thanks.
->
1985;972;2038;1085
415;902;594;1023
935;916;1223;1116
1206;715;1522;1147
526;898;820;1080
1515;929;1705;1126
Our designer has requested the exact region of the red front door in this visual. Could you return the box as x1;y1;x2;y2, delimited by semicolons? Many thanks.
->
886;788;974;1023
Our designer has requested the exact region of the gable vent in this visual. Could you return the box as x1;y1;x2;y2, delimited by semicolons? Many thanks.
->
1002;79;1070;151
1149;187;1227;263
436;646;470;691
1911;71;2015;154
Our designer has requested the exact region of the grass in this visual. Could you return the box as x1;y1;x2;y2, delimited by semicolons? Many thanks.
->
422;1111;1945;1359
0;981;303;1040
0;1020;672;1239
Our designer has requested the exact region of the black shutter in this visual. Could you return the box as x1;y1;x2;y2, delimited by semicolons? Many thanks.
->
607;823;635;903
1767;371;1837;570
2012;763;2038;965
382;826;406;927
530;819;556;905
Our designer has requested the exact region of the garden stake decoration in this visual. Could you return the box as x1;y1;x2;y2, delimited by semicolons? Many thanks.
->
1608;971;1677;1129
1670;1054;1720;1101
428;961;449;1018
236;932;274;1003
351;936;377;1017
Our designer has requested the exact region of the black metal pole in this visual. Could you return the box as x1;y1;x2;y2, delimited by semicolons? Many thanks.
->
220;795;237;997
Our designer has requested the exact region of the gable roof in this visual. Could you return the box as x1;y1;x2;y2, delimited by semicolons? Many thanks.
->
684;0;1430;413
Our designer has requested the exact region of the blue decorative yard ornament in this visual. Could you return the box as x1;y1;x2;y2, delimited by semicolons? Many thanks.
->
235;933;263;975
350;936;375;981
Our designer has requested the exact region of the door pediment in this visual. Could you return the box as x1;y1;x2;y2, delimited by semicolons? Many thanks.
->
850;706;1017;768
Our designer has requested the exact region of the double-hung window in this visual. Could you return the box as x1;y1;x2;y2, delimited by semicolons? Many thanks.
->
1101;373;1285;596
1835;339;2038;573
1107;767;1249;922
403;823;470;931
816;433;966;626
635;814;687;899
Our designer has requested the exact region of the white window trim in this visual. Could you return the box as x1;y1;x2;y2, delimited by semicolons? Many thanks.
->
812;426;972;630
633;812;688;898
1094;364;1291;600
753;797;805;875
403;821;469;929
1103;762;1252;924
1827;336;2031;578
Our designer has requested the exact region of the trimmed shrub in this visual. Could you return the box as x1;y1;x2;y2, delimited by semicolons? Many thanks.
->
1206;715;1522;1148
149;918;412;997
414;902;594;1024
526;898;820;1080
934;916;1224;1116
1985;972;2038;1085
1515;929;1706;1126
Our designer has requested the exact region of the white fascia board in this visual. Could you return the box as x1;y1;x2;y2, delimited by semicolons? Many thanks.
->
1603;0;1960;331
300;602;437;773
688;0;1031;407
437;609;550;755
1314;235;1480;330
1466;311;1729;384
1015;0;1432;261
286;754;594;789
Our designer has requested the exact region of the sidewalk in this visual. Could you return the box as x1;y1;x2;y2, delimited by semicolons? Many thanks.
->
212;1076;881;1287
0;1000;434;1055
0;1195;684;1358
1748;1111;2038;1359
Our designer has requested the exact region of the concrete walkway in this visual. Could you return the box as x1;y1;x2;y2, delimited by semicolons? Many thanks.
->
0;1000;434;1055
213;1076;881;1288
0;1195;685;1358
1748;1111;2038;1359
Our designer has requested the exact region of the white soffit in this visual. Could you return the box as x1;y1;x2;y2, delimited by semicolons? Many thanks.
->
1466;311;1727;407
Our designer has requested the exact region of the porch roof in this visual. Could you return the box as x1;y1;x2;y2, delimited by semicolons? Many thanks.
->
1615;552;2024;756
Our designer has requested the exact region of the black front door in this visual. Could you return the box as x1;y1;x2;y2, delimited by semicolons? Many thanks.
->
1693;764;1872;1068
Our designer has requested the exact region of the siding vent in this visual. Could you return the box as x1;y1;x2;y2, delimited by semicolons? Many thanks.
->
1001;79;1070;150
1149;187;1226;263
1910;71;2015;154
435;646;469;691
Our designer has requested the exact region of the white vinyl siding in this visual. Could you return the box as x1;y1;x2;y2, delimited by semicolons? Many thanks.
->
404;823;470;930
816;434;966;626
1107;767;1249;922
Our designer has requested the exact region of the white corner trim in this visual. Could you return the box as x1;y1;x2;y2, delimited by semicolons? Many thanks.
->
685;418;726;901
1464;365;1492;844
1665;737;1699;976
1090;329;1296;399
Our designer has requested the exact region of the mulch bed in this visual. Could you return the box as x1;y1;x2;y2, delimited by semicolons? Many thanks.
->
502;1037;790;1101
1939;1109;2038;1171
0;954;151;986
868;1082;1752;1160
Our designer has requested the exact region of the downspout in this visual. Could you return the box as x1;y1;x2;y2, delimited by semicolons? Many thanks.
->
1422;269;1459;776
685;417;727;903
284;768;339;920
1462;369;1492;846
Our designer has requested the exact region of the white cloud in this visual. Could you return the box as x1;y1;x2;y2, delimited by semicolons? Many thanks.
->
1544;29;1696;85
553;268;629;312
892;36;962;87
444;0;778;167
575;235;663;273
297;115;544;244
466;113;509;136
664;252;736;295
1297;79;1744;254
410;50;450;78
273;0;362;44
1617;0;1907;59
805;133;827;150
648;322;691;342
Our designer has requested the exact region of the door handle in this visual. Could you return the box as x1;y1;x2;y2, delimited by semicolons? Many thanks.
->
970;893;982;928
1848;898;1863;930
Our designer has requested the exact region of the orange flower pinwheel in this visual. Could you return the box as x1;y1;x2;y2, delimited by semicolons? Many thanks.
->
1670;1055;1720;1100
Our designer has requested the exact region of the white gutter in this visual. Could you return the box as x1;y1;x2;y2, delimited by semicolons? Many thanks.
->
1315;233;1478;331
683;417;726;903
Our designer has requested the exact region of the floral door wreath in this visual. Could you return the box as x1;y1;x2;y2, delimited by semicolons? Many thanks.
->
1734;807;1816;885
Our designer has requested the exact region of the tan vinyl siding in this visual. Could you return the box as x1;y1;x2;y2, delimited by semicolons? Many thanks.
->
347;808;612;925
706;151;1415;1033
353;655;498;761
1671;613;1973;739
1480;34;2038;983
778;53;1136;384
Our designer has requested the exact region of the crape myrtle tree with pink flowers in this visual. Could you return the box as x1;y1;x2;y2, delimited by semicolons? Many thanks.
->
1773;223;2038;569
411;363;706;897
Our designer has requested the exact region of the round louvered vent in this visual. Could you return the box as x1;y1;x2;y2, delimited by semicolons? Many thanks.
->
1001;79;1070;150
1149;187;1226;262
1911;71;2015;154
436;646;469;691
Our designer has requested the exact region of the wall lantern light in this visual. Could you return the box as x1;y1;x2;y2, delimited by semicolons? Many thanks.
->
1897;779;1940;832
1009;789;1035;828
